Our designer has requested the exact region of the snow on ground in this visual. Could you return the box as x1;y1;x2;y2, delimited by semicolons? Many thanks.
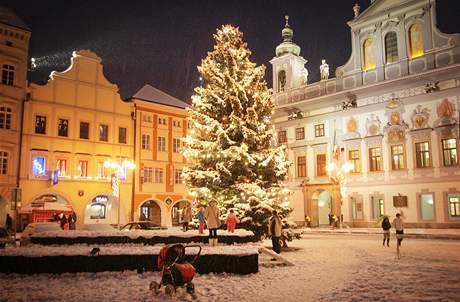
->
1;234;459;302
32;228;254;239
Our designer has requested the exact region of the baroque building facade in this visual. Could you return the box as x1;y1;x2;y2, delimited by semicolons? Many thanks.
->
0;8;30;227
271;0;460;228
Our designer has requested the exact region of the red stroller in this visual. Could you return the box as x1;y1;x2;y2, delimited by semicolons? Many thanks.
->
150;244;202;297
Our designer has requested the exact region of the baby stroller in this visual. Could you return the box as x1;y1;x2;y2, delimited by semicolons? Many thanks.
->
150;244;202;297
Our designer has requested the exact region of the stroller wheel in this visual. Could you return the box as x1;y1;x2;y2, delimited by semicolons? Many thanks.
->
186;282;195;294
149;281;160;295
165;284;176;297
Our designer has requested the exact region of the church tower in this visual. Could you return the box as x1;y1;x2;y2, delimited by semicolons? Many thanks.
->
270;16;307;93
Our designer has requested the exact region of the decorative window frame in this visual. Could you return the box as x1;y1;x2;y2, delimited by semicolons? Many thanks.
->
443;190;460;221
416;191;436;222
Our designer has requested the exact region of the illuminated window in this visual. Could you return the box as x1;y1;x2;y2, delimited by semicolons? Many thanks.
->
142;113;152;123
118;127;127;144
158;136;166;152
173;120;181;127
174;169;182;184
35;115;46;134
158;118;166;125
385;32;398;63
348;150;361;173
173;138;181;153
55;159;68;176
297;156;306;178
391;144;405;170
154;168;164;183
32;156;46;176
58;119;68;137
295;127;305;140
372;196;385;219
409;23;424;59
1;64;14;86
316;154;326;177
0;151;8;175
415;142;430;168
420;193;434;220
97;162;109;178
278;70;286;92
0;106;12;129
79;122;89;139
278;131;287;144
143;167;153;183
141;134;150;150
89;203;106;219
77;160;88;177
442;138;458;166
448;194;460;218
363;38;376;71
314;124;325;137
99;124;109;142
369;147;382;172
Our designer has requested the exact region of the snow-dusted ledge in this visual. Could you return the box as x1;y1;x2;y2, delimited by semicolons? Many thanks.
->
0;243;261;257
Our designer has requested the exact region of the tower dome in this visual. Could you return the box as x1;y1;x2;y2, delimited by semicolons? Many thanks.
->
275;15;301;57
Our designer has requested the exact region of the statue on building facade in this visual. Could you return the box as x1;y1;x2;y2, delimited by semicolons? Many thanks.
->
320;59;329;80
353;3;361;18
301;67;309;85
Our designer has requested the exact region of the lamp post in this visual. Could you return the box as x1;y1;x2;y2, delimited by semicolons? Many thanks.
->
326;160;353;228
104;159;135;228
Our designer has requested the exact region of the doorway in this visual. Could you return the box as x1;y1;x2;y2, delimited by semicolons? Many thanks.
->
139;200;161;225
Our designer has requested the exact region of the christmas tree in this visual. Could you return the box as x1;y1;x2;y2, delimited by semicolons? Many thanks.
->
183;25;292;238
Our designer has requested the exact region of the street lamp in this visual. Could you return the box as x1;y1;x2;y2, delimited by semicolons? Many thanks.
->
326;160;353;228
104;159;135;227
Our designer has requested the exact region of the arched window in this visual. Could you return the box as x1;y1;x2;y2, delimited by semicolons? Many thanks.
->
363;38;376;71
278;70;286;92
385;32;399;63
409;23;424;59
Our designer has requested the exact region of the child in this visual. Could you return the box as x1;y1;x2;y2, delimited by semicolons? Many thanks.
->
197;206;206;234
226;209;238;233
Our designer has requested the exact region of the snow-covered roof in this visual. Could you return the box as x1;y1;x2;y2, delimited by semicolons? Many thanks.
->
0;7;30;31
131;84;189;109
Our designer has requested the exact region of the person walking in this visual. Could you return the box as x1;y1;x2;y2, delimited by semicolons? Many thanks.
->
393;213;404;258
197;206;206;234
205;200;221;246
181;203;192;232
225;209;238;233
381;216;391;247
5;214;13;233
268;210;282;254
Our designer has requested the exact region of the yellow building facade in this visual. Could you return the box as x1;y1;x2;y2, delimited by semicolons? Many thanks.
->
19;50;134;229
128;85;190;227
0;8;30;227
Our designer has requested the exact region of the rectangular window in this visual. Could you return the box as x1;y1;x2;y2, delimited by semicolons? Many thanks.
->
415;142;430;168
154;168;164;183
348;150;361;173
173;138;181;153
32;156;46;176
448;194;460;218
297;156;306;177
143;167;153;183
173;120;181;127
1;64;14;86
442;138;458;166
316;154;326;176
158;136;166;152
141;134;150;150
158;118;166;125
142;113;152;123
97;162;109;178
391;144;405;170
174;169;182;184
79;122;89;139
118;127;127;144
58;119;68;137
372;196;384;219
278;130;287;144
295;127;305;140
314;124;325;137
0;151;8;174
77;160;88;177
99;124;109;142
35;115;46;134
351;196;363;220
0;106;12;129
420;193;434;220
369;147;382;172
55;159;68;176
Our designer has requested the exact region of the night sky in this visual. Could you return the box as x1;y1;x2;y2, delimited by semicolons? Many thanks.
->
4;0;460;101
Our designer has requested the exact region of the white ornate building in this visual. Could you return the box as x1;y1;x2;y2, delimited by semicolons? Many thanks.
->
271;0;460;228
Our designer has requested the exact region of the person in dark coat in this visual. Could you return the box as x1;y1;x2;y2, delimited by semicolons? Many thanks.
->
268;210;282;254
5;214;13;233
381;216;391;247
60;213;68;230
